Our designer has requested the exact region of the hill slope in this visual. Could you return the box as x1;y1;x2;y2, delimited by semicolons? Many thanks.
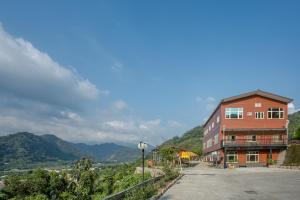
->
159;125;204;155
288;111;300;136
0;132;140;169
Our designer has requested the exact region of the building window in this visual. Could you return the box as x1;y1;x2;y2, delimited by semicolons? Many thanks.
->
255;103;262;107
217;116;220;123
204;129;208;136
212;122;215;128
209;125;211;131
228;135;236;141
246;151;259;163
255;112;264;119
251;135;256;141
268;108;284;119
214;134;219;144
207;139;212;148
227;151;238;163
225;108;243;119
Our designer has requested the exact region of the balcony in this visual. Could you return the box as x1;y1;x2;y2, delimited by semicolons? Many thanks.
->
222;138;287;148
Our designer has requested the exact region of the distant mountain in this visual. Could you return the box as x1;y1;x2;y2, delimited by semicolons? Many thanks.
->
75;143;141;163
0;132;140;169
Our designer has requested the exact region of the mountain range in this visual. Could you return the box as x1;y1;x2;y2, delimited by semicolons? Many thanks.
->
0;132;140;169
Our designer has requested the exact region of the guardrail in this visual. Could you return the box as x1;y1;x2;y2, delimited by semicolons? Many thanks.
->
222;139;287;147
103;175;164;200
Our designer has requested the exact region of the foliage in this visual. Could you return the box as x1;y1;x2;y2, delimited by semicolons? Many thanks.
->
162;164;179;182
284;144;300;165
293;126;300;140
288;111;300;137
159;126;203;156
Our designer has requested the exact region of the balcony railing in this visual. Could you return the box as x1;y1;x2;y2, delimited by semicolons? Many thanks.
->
222;139;287;147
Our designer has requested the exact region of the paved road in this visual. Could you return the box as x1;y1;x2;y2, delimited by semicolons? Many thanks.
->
160;164;300;200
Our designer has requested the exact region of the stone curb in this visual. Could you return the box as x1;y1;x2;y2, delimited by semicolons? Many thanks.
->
268;165;300;170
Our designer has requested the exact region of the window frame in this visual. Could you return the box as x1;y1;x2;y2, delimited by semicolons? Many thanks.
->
255;112;264;119
227;151;238;163
246;151;259;163
225;108;244;119
268;108;284;119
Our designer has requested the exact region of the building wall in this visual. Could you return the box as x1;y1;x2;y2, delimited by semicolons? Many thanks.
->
221;95;288;130
203;107;221;154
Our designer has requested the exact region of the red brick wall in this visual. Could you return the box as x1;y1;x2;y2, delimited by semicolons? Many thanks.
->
221;95;288;129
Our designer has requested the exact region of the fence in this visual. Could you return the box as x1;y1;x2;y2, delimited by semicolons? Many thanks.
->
103;175;164;200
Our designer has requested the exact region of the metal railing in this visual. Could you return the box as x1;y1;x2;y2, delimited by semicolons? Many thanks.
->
103;175;164;200
222;139;287;147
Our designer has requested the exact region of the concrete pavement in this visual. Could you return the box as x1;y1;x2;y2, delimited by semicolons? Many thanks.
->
159;163;300;200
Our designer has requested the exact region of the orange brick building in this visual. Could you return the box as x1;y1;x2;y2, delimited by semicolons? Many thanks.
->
203;90;292;167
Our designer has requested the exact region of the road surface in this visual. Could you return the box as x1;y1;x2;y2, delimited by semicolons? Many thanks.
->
160;163;300;200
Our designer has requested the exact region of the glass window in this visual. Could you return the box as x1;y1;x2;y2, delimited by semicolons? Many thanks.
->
217;116;220;123
255;112;264;119
214;134;219;144
227;151;238;163
246;151;259;163
268;108;284;119
225;108;243;119
228;135;236;141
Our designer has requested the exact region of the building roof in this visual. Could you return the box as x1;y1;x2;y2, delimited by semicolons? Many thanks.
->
221;89;292;104
203;90;293;127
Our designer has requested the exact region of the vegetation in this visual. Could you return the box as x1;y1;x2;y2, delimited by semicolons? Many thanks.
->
292;127;300;140
288;111;300;138
284;144;300;165
0;158;152;200
159;125;203;155
0;132;140;170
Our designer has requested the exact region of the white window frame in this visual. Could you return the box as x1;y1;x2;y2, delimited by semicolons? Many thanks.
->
225;108;243;119
255;112;264;119
227;151;238;163
217;116;220;123
246;151;259;163
214;134;219;144
212;122;215;128
268;108;284;119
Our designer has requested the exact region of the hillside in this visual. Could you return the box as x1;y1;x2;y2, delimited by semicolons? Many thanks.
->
288;111;300;136
159;125;204;155
0;132;140;169
75;143;140;163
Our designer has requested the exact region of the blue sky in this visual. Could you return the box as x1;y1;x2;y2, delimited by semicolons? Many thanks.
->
0;0;299;144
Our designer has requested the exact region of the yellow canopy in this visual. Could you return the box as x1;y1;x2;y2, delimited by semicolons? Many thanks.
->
179;151;198;159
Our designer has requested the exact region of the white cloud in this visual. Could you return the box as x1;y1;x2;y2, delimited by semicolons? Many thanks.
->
0;24;186;145
288;103;299;114
167;120;184;128
112;100;128;111
196;96;217;111
111;61;123;73
0;24;105;110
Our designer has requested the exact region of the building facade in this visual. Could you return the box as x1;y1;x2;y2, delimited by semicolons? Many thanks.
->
203;90;292;167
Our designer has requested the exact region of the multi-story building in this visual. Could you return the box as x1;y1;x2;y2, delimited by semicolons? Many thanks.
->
203;90;292;167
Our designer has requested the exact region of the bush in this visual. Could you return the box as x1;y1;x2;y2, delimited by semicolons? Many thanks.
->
162;164;179;182
293;127;300;140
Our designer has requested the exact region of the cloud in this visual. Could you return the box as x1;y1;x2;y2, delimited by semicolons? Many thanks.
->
111;61;123;73
112;100;128;111
196;96;217;111
0;24;104;110
0;24;186;145
288;103;299;114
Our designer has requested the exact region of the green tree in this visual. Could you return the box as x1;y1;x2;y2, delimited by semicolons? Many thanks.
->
293;126;300;140
24;194;48;200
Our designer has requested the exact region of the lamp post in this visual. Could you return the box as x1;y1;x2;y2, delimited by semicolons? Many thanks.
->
138;141;147;181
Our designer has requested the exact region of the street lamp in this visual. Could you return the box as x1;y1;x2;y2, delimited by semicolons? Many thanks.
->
138;141;148;181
